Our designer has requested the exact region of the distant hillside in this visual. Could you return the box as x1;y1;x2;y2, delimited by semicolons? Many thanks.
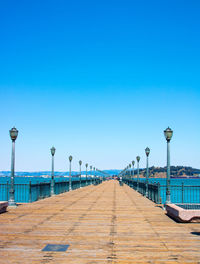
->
0;170;120;177
138;166;200;178
103;166;200;178
0;166;199;178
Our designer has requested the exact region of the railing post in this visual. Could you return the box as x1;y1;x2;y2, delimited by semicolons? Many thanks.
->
37;181;39;200
6;181;9;201
182;182;184;203
157;183;161;204
29;181;32;203
40;182;42;199
149;184;151;200
35;182;37;201
150;184;152;200
55;181;57;195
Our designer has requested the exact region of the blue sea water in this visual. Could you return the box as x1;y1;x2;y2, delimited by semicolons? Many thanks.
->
0;176;200;204
0;176;88;203
148;177;200;186
140;178;200;204
0;176;81;184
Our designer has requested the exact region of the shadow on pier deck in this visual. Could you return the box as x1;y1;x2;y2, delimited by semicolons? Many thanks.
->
0;180;199;263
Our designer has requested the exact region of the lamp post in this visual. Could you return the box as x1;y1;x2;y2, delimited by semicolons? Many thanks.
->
145;147;150;197
132;161;135;179
85;163;88;185
129;164;131;179
79;160;82;188
90;165;92;183
93;167;96;184
136;156;140;190
164;127;173;204
9;127;18;207
50;147;56;196
69;155;73;191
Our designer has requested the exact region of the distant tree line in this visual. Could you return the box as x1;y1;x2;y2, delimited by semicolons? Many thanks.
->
138;166;200;177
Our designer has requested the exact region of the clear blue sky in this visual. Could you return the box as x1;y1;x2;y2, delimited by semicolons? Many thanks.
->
0;0;200;171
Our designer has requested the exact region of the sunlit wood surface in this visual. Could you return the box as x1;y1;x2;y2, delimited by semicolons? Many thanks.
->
0;180;199;263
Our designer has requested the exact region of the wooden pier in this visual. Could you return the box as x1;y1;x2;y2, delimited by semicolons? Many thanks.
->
0;180;199;263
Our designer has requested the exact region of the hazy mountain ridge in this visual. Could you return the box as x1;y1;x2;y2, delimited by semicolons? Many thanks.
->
0;167;199;178
0;170;120;177
139;166;200;178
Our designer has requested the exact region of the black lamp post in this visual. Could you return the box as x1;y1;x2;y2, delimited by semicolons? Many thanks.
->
132;161;135;179
85;163;88;185
69;155;73;191
50;147;56;196
79;160;82;188
136;156;140;190
90;165;92;183
145;147;150;197
9;127;18;207
93;167;96;184
164;127;173;204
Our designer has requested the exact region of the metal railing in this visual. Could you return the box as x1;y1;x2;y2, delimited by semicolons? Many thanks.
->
160;184;200;204
123;179;160;203
0;177;102;203
123;178;200;204
30;182;51;202
0;181;30;203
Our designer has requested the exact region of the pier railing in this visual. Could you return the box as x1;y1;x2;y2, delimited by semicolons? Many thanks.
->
0;178;102;203
123;179;161;203
159;184;200;204
123;179;200;204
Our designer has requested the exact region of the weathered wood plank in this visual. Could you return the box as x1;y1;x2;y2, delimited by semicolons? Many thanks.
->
0;180;199;263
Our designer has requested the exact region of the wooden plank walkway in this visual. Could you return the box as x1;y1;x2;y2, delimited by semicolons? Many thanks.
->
0;180;199;263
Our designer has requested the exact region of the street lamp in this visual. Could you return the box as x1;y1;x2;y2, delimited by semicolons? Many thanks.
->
164;127;173;204
9;127;18;207
132;161;135;179
122;168;125;178
90;165;92;183
85;163;88;185
50;147;56;196
93;167;96;184
79;160;82;188
136;156;140;190
69;155;73;191
145;147;150;197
